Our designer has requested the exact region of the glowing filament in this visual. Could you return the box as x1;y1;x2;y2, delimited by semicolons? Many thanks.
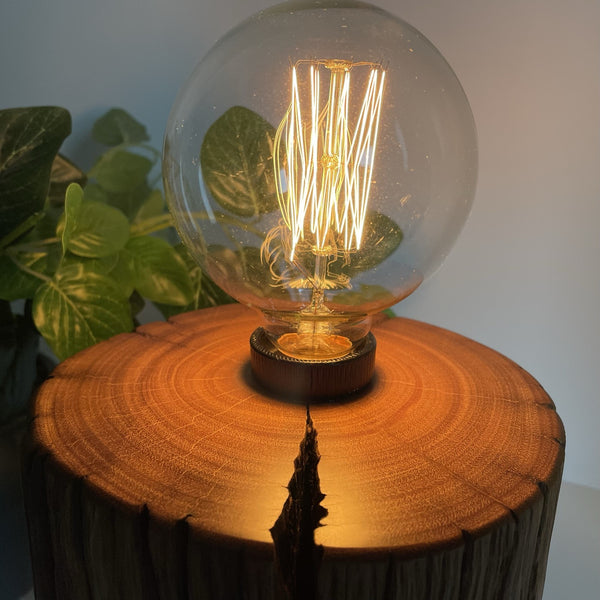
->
274;60;386;260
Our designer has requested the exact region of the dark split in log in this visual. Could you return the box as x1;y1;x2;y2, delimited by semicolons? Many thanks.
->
270;407;328;600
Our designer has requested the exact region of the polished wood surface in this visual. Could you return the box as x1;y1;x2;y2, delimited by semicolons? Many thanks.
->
24;304;565;599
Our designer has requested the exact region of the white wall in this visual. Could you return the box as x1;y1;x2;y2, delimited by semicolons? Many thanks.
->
1;0;599;489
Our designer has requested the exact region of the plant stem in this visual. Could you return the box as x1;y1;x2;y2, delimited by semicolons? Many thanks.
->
129;214;174;237
130;212;266;239
138;143;161;161
0;212;45;249
9;237;60;252
8;253;52;283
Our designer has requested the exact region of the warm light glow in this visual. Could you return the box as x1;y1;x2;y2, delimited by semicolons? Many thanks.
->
273;60;386;261
261;59;386;359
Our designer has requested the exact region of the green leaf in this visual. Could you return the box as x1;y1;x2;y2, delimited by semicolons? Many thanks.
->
34;207;63;242
207;244;290;302
48;153;86;206
108;182;153;221
15;211;63;272
86;178;153;221
0;107;71;240
0;252;47;300
257;211;402;292
61;183;130;258
0;211;44;249
82;182;109;203
32;262;133;360
61;182;83;254
105;250;136;296
92;108;150;146
201;106;279;217
89;149;153;194
178;243;235;307
126;236;194;305
338;211;403;277
155;244;235;318
60;250;135;298
133;189;164;223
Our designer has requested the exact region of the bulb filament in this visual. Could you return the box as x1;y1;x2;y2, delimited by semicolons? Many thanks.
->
273;59;386;263
263;59;386;359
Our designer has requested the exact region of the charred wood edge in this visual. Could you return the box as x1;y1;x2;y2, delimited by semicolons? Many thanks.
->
529;455;565;598
22;419;565;599
23;434;278;600
171;512;190;600
270;406;328;600
22;439;56;600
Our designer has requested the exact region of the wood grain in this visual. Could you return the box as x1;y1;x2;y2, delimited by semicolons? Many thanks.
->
23;304;565;599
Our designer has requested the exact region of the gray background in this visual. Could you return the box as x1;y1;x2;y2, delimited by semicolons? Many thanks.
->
1;0;599;597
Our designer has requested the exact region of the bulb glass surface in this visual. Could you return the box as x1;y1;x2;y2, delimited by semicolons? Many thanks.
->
163;0;477;360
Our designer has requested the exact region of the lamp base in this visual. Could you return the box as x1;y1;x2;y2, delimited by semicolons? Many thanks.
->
24;305;564;600
249;327;376;401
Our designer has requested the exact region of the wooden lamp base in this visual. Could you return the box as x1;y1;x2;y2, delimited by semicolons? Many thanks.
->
23;304;565;599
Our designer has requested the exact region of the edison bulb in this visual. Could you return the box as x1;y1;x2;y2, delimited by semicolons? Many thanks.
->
163;0;477;362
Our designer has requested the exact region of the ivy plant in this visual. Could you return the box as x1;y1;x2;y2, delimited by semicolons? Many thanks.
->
0;106;232;429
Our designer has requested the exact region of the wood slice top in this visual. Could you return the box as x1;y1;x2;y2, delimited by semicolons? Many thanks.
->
31;304;564;558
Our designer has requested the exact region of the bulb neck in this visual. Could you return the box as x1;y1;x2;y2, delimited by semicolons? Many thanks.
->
259;309;372;361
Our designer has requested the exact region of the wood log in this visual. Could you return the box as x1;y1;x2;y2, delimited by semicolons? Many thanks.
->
23;304;565;599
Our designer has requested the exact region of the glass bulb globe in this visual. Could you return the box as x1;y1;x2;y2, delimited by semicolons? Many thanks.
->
163;0;477;362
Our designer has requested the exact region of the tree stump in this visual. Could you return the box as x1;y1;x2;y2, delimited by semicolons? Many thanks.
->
23;304;565;599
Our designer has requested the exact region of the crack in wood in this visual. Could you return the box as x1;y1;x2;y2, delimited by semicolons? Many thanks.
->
270;407;328;600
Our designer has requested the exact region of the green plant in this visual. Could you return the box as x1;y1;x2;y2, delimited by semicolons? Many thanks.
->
0;106;232;428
